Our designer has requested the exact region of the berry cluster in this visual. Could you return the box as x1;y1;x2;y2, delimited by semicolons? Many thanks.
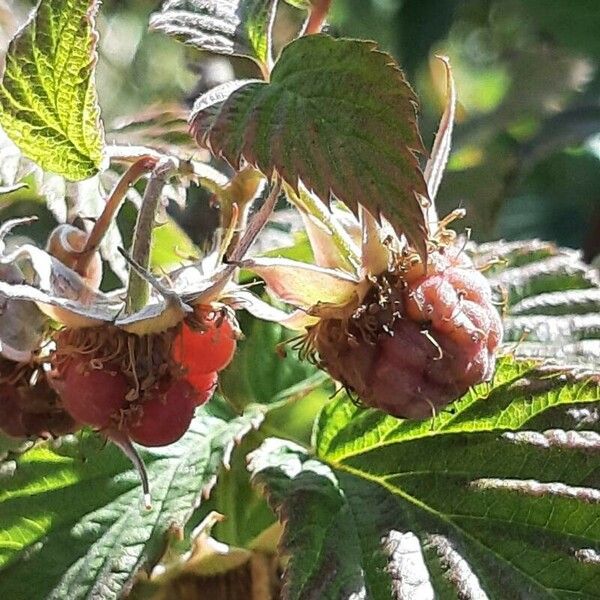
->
49;305;237;446
0;360;76;439
310;246;502;419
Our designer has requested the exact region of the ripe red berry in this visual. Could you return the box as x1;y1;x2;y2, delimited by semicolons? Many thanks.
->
53;359;129;429
173;307;237;375
187;370;218;405
128;378;196;447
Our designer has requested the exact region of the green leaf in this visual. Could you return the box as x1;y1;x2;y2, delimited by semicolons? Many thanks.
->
150;218;199;271
220;311;321;410
0;405;264;600
149;0;278;67
190;34;429;259
250;357;600;599
208;432;278;549
0;0;104;180
511;288;600;316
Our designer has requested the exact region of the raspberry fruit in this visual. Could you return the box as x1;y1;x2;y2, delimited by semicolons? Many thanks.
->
310;246;502;419
51;358;129;429
50;325;207;446
128;378;197;447
187;370;218;405
173;305;237;376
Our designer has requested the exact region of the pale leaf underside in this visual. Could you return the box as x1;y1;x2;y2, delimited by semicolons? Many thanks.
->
469;239;600;365
150;0;277;66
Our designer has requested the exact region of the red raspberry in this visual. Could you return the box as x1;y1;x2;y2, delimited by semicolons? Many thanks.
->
311;246;502;419
51;358;129;429
173;306;237;375
128;378;197;447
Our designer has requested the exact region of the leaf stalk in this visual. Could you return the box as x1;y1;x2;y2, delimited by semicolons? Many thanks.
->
305;0;333;35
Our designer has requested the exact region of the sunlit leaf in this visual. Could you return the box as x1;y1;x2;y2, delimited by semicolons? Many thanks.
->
0;0;105;180
191;34;429;259
250;357;600;599
150;0;277;67
0;405;264;600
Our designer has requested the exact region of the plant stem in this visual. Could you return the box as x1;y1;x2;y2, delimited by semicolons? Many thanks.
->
228;178;282;263
305;0;333;35
126;158;176;314
75;156;157;276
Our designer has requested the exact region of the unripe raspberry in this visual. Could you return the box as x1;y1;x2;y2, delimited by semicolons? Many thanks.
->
311;246;502;419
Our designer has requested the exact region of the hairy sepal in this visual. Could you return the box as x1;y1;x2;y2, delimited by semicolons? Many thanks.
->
241;257;360;308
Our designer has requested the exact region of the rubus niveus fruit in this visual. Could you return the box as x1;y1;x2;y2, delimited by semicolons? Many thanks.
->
50;325;193;446
308;245;502;418
49;304;239;446
128;377;197;447
173;304;238;375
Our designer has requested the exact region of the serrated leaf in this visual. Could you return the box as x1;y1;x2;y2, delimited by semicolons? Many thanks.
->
0;405;264;600
150;0;277;67
478;239;600;364
249;357;600;599
489;252;599;306
0;0;105;180
191;34;429;259
511;288;600;316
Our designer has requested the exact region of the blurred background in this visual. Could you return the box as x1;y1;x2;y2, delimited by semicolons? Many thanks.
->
1;0;600;264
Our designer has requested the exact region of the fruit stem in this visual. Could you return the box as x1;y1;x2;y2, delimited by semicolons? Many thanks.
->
126;158;177;314
75;156;158;276
228;178;282;263
304;0;332;35
110;432;152;509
